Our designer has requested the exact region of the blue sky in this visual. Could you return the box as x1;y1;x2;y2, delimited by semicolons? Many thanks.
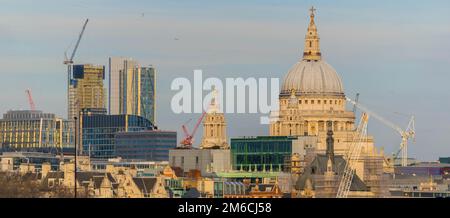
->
1;0;449;160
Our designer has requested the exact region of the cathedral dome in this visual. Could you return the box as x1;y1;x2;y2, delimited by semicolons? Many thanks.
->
280;6;344;97
281;59;344;96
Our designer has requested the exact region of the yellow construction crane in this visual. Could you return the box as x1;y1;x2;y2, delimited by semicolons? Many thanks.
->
346;97;415;167
336;113;369;198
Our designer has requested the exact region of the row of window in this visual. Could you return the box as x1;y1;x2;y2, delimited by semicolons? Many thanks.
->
284;99;344;105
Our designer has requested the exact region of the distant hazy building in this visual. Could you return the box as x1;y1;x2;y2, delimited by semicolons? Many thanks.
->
108;57;156;124
115;130;176;161
0;110;73;151
69;64;106;121
81;109;154;159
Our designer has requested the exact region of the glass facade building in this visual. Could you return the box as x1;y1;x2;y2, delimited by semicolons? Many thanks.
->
0;110;74;151
109;57;156;125
139;67;156;124
230;136;305;172
115;130;176;161
81;113;153;159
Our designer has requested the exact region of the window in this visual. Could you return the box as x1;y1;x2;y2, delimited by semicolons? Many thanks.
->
48;179;55;188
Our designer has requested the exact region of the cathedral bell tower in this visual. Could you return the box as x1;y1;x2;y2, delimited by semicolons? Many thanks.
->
303;6;321;61
200;88;229;149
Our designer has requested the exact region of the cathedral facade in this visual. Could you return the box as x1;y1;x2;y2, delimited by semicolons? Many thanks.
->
270;8;385;192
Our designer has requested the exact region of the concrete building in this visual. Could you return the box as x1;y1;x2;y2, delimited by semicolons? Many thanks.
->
115;130;177;161
80;109;154;159
0;110;73;151
108;57;156;124
169;148;231;175
69;64;106;121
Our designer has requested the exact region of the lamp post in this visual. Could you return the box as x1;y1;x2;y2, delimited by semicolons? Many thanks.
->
73;116;78;198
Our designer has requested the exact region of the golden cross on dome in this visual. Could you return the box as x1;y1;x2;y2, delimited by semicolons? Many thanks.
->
309;6;316;17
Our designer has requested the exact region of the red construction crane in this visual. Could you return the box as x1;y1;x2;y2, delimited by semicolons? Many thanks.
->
180;111;206;148
25;89;36;110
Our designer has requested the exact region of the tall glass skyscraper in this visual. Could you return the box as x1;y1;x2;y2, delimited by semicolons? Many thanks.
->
138;67;156;124
109;57;156;125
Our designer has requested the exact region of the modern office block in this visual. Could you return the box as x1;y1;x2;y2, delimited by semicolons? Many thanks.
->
230;136;317;172
0;110;74;150
81;111;153;159
115;130;176;161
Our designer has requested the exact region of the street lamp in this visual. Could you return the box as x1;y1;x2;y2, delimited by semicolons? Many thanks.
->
73;116;78;198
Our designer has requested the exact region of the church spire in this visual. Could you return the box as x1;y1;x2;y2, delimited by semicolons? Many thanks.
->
303;6;321;61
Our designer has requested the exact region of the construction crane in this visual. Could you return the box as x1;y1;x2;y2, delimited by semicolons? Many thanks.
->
346;97;415;167
180;111;206;148
336;113;370;198
64;19;89;119
25;89;36;111
352;93;359;113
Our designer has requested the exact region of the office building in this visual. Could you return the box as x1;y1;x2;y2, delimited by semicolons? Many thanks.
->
230;136;317;172
81;110;154;159
115;130;176;161
68;64;106;121
0;110;74;151
109;57;137;115
108;57;156;124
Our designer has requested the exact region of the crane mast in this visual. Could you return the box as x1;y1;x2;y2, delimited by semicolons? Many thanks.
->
336;113;369;198
180;111;206;148
64;19;89;120
346;97;415;167
25;89;36;111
